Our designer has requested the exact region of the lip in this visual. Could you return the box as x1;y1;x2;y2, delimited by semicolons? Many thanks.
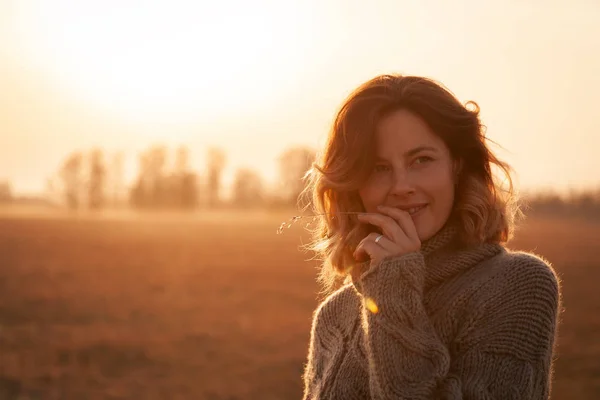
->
408;204;427;217
392;203;428;217
392;203;428;211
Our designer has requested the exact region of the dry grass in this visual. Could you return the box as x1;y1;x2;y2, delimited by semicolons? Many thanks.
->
0;210;598;399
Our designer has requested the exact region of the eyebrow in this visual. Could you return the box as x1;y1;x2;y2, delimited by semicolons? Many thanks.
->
404;145;438;157
375;145;438;161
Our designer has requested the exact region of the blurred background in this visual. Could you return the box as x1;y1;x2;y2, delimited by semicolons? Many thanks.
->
1;0;599;399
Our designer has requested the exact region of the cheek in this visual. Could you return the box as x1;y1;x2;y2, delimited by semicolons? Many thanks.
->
424;167;456;205
358;182;385;211
439;178;457;210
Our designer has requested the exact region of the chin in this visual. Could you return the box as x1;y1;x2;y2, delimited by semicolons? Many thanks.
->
413;208;448;242
414;219;440;242
416;227;432;242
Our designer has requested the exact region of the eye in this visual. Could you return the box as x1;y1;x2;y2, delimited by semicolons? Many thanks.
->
413;156;433;165
373;164;390;173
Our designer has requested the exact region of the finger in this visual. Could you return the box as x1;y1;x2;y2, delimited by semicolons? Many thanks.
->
357;213;405;243
376;206;419;242
354;232;389;253
355;240;385;262
366;232;395;251
353;236;371;261
354;232;392;261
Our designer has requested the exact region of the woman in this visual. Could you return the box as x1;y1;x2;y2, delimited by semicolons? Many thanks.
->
301;74;561;399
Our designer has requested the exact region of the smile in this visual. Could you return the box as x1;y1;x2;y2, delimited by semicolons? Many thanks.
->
406;205;427;215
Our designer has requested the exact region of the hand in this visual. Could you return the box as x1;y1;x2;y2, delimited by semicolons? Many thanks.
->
353;205;421;267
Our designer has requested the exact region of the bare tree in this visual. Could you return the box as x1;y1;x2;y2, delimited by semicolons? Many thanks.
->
278;146;316;206
174;145;198;209
88;148;106;210
130;145;169;208
147;145;168;206
108;151;125;208
206;147;226;208
130;144;198;210
60;152;84;209
174;145;190;175
232;167;264;208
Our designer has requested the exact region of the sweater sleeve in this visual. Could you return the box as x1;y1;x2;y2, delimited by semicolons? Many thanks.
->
302;304;330;400
302;288;360;400
353;251;560;400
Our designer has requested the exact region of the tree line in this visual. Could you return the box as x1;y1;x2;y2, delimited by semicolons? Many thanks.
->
43;144;316;211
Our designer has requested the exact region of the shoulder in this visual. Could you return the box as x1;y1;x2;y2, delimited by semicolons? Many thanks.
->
457;249;562;360
492;249;560;294
470;248;561;312
311;284;361;336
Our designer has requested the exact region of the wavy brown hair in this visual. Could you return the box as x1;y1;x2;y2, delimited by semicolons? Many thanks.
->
301;74;522;294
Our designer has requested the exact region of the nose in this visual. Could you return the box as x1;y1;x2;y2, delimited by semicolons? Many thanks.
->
389;169;415;197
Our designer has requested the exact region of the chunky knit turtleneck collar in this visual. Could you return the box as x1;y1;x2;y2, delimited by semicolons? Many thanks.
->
419;221;460;257
421;222;504;290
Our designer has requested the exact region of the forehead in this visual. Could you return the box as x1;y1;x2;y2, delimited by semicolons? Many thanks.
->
374;109;446;156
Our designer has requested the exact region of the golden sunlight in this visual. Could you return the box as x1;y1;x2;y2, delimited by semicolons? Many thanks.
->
14;0;314;125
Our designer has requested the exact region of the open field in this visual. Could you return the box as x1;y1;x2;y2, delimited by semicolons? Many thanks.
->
0;210;599;399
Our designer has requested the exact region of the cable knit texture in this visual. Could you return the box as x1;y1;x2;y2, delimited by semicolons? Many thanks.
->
302;223;561;400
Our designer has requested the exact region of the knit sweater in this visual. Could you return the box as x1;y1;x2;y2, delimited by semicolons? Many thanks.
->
302;224;561;399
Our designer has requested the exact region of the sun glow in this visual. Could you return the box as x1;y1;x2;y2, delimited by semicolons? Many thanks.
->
14;0;315;124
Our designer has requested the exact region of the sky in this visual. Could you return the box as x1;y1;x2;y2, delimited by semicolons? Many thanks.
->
1;0;599;196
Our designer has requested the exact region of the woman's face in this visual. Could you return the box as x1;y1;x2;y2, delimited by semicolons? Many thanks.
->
358;109;458;242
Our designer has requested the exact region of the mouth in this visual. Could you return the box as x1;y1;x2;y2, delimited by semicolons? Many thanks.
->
397;204;428;216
